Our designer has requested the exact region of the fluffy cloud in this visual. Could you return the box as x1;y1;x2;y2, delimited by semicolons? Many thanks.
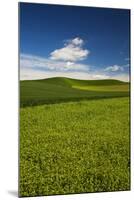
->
104;65;124;72
20;54;129;82
20;37;129;82
20;38;90;79
70;37;84;46
20;54;90;72
50;37;89;62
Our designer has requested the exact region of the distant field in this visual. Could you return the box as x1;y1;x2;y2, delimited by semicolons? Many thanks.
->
20;97;130;197
20;77;129;107
73;84;129;92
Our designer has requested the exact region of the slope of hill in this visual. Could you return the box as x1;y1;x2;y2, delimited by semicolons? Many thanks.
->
20;77;129;107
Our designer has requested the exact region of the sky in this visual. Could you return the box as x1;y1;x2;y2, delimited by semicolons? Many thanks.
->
20;3;130;81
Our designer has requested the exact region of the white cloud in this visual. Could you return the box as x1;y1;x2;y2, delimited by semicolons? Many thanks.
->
20;37;129;82
71;37;84;46
104;65;124;72
20;67;109;81
20;54;90;72
20;54;129;82
93;74;110;79
20;67;129;82
66;61;74;66
50;37;89;62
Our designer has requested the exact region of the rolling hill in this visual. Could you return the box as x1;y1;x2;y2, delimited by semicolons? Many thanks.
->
20;77;129;107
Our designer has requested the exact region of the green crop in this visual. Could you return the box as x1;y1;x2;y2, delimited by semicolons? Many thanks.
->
20;97;130;197
20;78;129;107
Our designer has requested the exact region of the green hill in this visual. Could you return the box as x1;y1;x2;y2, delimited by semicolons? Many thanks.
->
20;77;129;107
34;77;127;87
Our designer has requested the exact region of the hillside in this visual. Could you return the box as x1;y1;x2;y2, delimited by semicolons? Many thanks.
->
20;77;129;107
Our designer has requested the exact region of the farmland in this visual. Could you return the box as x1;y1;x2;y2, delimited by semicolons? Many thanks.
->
20;77;129;107
19;78;130;197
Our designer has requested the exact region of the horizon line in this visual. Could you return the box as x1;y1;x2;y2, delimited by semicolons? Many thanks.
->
20;76;129;83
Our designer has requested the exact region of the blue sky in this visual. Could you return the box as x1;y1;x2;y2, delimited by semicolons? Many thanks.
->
20;3;130;81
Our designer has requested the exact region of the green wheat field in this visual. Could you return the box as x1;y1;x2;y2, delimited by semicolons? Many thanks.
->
19;77;130;197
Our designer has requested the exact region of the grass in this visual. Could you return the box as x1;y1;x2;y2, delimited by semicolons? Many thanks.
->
20;97;130;197
20;77;129;107
73;84;129;92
